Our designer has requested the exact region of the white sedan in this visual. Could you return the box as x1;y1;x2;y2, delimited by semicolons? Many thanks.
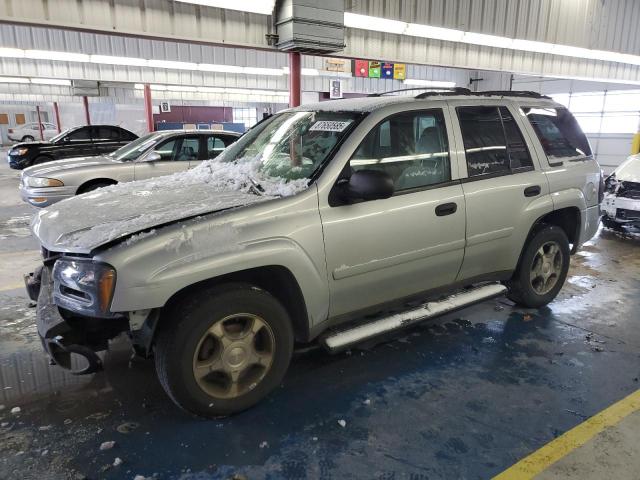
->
602;155;640;230
8;122;59;142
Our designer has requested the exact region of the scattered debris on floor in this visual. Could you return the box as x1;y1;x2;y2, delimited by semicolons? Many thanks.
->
99;441;116;451
10;407;20;414
113;457;123;467
337;419;346;428
259;441;269;449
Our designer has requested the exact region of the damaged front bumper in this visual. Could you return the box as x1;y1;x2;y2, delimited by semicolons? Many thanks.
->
26;266;123;375
602;194;640;227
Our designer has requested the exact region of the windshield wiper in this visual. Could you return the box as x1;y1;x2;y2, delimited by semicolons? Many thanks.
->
248;176;265;196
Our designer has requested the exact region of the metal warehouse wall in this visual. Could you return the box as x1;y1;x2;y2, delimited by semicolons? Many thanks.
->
344;0;640;82
3;1;640;82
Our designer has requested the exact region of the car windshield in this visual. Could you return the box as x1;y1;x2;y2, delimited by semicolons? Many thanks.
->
215;111;361;180
108;133;165;161
49;128;75;144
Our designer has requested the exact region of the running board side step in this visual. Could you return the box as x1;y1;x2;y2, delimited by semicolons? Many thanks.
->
323;283;507;351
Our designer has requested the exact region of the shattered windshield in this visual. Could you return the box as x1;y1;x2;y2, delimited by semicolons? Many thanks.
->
108;133;165;161
216;111;361;180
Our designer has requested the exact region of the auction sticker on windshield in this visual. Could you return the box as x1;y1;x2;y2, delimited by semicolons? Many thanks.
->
309;121;352;132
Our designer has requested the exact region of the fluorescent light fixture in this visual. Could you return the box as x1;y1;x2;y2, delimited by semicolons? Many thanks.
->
511;39;550;55
344;12;407;35
91;55;149;67
30;78;72;85
0;47;24;58
243;66;283;76
25;50;89;62
0;76;30;83
463;32;510;49
169;85;198;92
199;63;244;73
405;24;463;42
148;59;198;70
404;79;456;88
174;0;276;15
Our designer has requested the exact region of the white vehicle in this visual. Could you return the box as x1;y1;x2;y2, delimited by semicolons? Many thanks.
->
602;155;640;230
8;122;58;142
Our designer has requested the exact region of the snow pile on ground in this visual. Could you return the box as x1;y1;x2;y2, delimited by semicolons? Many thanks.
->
32;157;309;252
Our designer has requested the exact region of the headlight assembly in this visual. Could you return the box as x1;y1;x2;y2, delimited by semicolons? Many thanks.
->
13;147;29;156
27;177;64;188
52;259;117;317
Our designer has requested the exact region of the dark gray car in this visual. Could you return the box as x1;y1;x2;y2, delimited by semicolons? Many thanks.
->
19;129;240;207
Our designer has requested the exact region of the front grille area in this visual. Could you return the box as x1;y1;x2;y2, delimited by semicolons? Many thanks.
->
617;181;640;199
617;208;640;220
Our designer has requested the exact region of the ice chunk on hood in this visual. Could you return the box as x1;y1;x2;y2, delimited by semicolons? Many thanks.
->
31;157;309;253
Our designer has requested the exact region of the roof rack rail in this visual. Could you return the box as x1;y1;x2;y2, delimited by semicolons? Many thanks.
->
477;90;551;99
368;87;470;97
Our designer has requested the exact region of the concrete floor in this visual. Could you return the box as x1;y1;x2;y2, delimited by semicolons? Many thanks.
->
0;158;639;480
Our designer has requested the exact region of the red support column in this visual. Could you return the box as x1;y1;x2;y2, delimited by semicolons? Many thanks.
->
53;102;62;133
143;84;154;132
36;105;44;141
288;52;301;108
82;96;91;125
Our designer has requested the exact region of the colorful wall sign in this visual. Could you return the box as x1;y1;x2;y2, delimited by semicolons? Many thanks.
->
354;60;369;77
368;61;381;78
393;63;406;80
381;62;394;79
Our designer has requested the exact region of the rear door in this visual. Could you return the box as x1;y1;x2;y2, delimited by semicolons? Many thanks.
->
55;126;97;158
195;134;236;167
319;107;467;317
448;102;552;281
133;135;199;180
91;126;127;155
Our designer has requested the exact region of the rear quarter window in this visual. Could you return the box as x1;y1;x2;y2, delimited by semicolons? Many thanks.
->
521;107;592;159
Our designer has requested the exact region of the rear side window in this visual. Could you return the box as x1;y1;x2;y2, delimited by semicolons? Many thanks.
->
94;126;120;140
350;109;451;191
457;106;533;177
521;107;592;159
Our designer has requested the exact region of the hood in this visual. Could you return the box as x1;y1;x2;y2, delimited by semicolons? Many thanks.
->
11;141;51;149
613;155;640;183
23;156;115;177
31;158;308;254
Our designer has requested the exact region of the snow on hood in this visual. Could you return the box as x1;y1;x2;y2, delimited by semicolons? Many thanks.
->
31;158;309;253
614;155;640;183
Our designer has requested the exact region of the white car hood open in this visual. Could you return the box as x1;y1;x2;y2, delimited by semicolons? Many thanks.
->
614;155;640;183
31;159;308;254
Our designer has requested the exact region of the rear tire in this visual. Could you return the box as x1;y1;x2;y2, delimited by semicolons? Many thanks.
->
507;225;570;308
154;283;294;417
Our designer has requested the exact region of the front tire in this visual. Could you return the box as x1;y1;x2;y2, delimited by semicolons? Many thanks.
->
507;225;570;308
22;135;34;142
154;284;294;417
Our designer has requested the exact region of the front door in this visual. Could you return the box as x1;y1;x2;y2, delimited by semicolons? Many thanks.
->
56;126;97;158
319;108;467;318
134;135;200;180
449;103;551;281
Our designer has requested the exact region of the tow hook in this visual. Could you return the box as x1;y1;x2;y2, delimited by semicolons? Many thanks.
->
48;336;103;375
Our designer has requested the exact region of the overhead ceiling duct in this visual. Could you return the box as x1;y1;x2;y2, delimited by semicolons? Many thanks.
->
275;0;344;54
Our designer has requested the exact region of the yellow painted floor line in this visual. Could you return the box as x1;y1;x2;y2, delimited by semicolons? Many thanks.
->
493;389;640;480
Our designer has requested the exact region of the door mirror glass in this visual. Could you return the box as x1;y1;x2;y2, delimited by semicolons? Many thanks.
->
340;169;394;201
144;151;161;162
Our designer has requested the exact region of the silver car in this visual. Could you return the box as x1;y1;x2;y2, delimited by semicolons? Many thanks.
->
19;129;240;207
26;90;602;417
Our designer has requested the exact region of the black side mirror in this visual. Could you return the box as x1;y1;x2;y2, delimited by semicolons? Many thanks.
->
339;169;394;202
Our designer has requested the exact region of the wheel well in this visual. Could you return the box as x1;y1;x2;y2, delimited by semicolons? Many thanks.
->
160;266;310;343
534;207;581;247
77;178;118;194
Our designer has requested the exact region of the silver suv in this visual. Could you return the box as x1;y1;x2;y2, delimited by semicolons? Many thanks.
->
25;90;602;417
